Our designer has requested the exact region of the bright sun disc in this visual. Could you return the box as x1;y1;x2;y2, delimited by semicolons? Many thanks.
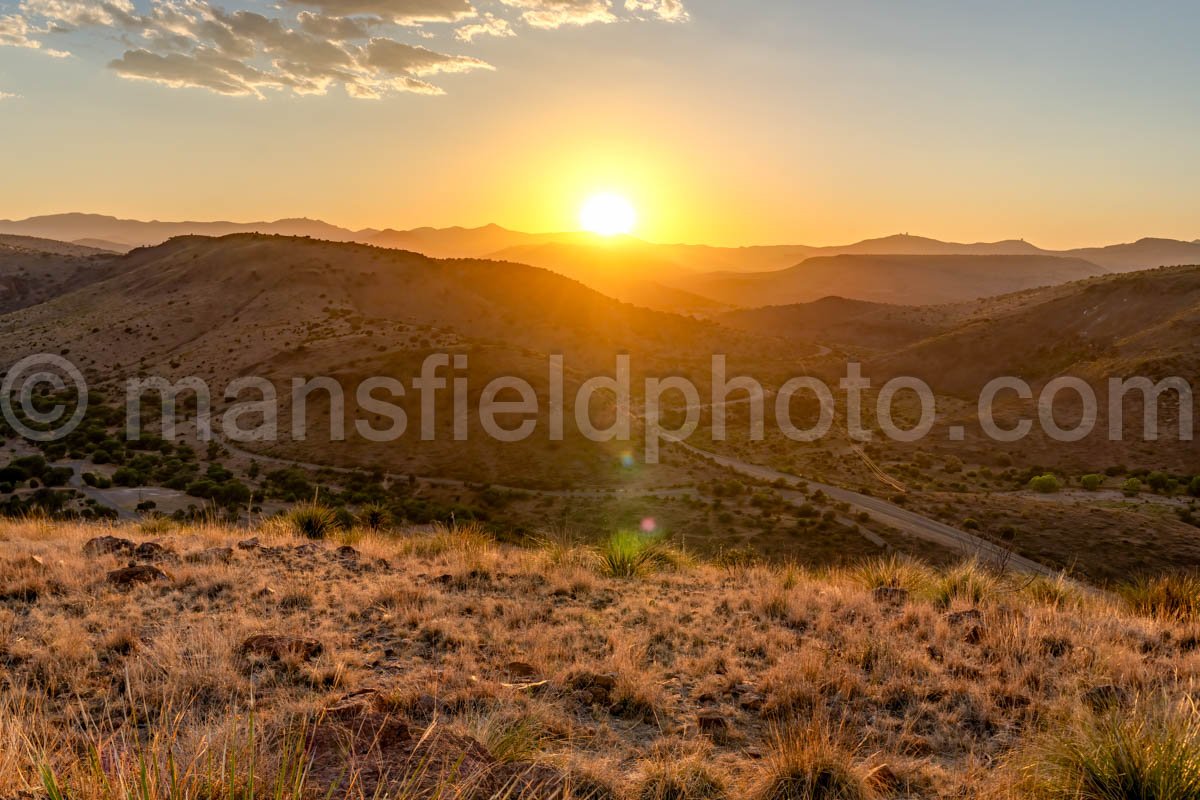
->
580;193;636;236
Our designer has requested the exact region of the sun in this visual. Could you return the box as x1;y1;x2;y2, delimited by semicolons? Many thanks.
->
580;193;636;236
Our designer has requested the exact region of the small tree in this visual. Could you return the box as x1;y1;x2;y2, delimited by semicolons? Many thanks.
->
1080;474;1104;491
1122;477;1142;497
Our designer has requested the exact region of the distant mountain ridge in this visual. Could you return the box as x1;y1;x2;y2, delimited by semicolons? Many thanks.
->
2;213;1198;311
2;213;1196;270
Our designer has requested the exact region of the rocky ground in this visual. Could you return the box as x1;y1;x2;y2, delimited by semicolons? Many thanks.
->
0;518;1198;799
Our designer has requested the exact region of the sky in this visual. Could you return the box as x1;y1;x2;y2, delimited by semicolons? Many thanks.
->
0;0;1198;248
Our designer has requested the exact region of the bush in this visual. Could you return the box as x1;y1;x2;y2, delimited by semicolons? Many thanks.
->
1080;474;1104;492
288;503;340;540
1122;478;1142;497
1189;476;1200;498
1147;471;1172;494
1029;474;1062;494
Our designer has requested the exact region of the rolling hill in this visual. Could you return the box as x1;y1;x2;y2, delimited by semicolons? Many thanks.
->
718;296;946;351
673;254;1110;307
0;234;119;314
0;234;796;485
875;264;1200;396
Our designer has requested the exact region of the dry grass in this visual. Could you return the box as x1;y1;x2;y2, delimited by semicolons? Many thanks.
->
0;518;1198;798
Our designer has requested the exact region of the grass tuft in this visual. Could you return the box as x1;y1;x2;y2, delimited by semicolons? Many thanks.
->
1019;697;1200;799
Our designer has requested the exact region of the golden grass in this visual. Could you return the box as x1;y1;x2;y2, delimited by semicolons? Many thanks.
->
0;518;1196;798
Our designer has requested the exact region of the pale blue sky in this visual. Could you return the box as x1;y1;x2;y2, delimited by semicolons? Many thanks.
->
1;0;1197;247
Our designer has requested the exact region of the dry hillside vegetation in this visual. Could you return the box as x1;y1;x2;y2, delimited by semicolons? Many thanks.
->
2;519;1200;799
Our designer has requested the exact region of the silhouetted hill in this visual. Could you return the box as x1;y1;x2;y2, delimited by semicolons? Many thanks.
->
675;254;1109;307
1064;237;1200;272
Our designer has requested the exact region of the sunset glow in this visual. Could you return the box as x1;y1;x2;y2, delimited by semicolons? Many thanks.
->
580;194;637;237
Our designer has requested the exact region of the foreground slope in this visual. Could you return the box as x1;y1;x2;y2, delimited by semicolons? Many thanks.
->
1;519;1196;800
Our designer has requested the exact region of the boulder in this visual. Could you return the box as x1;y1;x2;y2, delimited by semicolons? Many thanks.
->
107;563;169;587
84;536;135;557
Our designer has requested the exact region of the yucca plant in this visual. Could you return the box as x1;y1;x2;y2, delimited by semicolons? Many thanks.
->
357;503;392;533
288;503;339;540
595;531;677;579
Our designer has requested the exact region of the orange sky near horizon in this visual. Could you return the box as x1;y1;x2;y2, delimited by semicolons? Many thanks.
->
1;2;1198;250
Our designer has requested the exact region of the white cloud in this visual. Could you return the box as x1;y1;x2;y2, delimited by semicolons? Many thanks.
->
499;0;616;29
0;0;688;98
454;13;514;42
625;0;687;22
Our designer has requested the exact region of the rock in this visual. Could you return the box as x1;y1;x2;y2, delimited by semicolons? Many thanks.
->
1083;684;1129;712
697;711;733;742
238;633;323;662
305;690;498;800
185;547;233;564
335;545;359;559
133;542;172;561
569;671;618;707
107;563;169;587
293;543;323;557
84;536;135;557
1041;636;1074;658
733;684;765;712
872;586;910;605
237;537;260;550
504;661;538;679
946;609;984;626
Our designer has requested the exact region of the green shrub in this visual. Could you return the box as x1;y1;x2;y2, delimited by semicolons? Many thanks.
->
1080;474;1104;491
1122;478;1142;497
1029;474;1062;494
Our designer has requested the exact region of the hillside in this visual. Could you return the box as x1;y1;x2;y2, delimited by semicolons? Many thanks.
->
0;234;118;314
2;518;1197;800
0;234;793;485
877;264;1200;396
674;254;1109;307
718;297;945;351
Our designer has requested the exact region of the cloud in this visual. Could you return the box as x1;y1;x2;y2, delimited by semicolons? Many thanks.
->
454;13;514;42
499;0;616;29
0;91;18;100
625;0;687;22
280;0;475;24
21;0;137;29
362;37;491;75
1;0;688;98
